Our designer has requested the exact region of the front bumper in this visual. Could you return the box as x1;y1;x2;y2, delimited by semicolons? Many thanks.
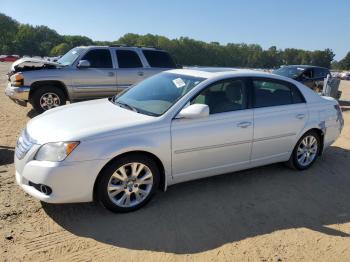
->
15;151;108;203
5;82;30;106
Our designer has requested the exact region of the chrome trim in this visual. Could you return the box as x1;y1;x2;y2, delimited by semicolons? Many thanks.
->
5;83;30;101
174;140;251;154
174;132;296;155
253;132;296;142
15;129;36;159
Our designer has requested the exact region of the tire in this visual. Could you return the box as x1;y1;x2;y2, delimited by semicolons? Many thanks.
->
96;154;160;213
286;131;321;170
31;86;66;113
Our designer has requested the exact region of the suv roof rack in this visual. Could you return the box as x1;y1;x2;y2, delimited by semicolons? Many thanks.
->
109;44;159;49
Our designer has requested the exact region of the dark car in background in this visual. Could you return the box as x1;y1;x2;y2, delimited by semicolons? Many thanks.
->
273;65;331;92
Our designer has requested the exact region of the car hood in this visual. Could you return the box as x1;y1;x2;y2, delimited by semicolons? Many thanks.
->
10;57;62;73
26;99;155;144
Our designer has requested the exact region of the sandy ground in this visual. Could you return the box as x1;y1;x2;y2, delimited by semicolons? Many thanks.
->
0;62;350;262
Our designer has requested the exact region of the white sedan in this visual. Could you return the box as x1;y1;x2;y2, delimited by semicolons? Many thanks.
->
15;69;344;212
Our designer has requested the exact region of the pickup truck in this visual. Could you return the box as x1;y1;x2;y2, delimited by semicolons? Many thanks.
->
5;46;178;113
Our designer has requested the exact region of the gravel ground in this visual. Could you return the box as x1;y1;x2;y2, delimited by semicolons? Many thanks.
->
1;62;350;261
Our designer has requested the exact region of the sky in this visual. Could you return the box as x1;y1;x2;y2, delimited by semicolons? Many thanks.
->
1;0;349;60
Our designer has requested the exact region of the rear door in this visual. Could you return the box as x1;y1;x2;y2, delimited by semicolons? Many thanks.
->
115;49;145;92
71;48;117;99
250;77;308;166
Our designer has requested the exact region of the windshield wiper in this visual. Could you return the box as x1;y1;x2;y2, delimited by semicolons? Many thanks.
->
114;100;139;113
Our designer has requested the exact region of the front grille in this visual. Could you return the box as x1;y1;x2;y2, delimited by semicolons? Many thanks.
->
15;129;35;159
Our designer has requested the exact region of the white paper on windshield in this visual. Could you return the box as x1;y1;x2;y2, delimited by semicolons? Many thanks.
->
172;78;186;88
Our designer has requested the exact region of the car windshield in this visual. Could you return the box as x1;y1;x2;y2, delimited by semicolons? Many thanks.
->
112;73;205;116
273;67;305;79
57;47;84;66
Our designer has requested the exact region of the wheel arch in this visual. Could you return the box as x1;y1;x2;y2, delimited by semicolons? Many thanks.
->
298;127;325;156
29;80;69;102
93;150;167;201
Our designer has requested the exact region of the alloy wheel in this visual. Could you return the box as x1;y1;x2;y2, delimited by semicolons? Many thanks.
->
107;162;153;207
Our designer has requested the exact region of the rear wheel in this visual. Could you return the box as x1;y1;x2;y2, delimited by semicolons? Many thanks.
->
96;154;160;213
287;131;321;170
31;86;66;113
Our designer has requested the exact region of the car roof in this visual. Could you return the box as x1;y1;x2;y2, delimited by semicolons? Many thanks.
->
280;65;329;70
166;67;273;79
78;45;161;51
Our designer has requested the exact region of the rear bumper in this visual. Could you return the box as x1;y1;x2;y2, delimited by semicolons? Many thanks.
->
5;82;30;106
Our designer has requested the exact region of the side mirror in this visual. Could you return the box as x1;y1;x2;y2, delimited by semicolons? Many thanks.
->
176;104;209;119
77;60;90;68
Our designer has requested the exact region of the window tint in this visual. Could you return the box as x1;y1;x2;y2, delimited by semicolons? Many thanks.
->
192;79;247;114
314;67;330;78
253;79;294;108
301;68;313;79
116;50;142;68
142;50;176;68
82;49;112;68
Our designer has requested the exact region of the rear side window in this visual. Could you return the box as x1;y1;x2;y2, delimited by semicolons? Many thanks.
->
253;79;304;108
142;50;176;68
116;50;142;68
82;49;112;68
314;67;330;78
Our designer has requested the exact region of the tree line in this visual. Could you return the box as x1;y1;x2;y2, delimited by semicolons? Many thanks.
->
1;13;348;69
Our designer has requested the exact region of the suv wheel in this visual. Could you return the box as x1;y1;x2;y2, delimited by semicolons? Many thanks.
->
96;154;160;213
31;86;66;113
287;131;321;170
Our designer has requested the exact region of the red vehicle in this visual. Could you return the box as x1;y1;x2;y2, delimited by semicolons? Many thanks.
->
0;55;20;62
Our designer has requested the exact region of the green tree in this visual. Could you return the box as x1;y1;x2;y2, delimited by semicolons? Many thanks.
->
0;13;19;54
50;43;70;56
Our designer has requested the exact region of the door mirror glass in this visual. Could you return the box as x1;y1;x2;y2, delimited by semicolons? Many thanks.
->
77;60;91;68
176;104;209;119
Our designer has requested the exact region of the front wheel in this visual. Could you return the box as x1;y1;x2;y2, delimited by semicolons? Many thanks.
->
96;154;160;213
287;131;321;170
31;86;66;113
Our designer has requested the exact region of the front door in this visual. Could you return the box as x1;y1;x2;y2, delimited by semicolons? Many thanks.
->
171;78;253;182
71;49;117;100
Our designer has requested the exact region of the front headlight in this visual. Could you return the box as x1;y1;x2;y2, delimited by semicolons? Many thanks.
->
35;142;79;162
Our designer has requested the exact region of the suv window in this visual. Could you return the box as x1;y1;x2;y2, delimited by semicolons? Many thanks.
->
253;79;304;108
142;50;176;68
314;67;330;79
116;50;143;68
191;79;248;114
82;49;112;68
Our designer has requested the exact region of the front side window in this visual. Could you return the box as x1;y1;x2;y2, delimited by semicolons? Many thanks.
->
253;79;296;108
142;50;176;68
82;49;112;68
116;50;143;68
112;73;204;116
58;47;84;66
191;79;248;114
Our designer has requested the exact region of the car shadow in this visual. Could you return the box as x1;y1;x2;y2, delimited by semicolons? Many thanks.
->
27;109;38;119
42;145;350;254
0;146;14;166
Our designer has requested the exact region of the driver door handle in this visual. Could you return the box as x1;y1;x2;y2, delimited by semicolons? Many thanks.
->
237;121;252;128
296;113;305;119
137;71;144;76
